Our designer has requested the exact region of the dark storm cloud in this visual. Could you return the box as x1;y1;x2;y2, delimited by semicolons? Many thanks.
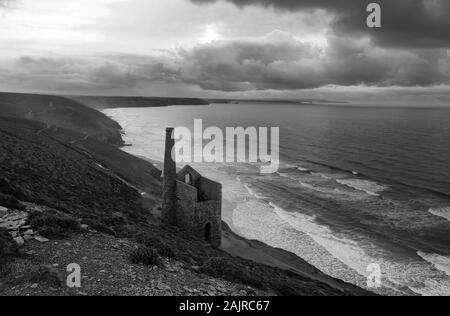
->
1;32;449;94
175;34;448;91
190;0;450;48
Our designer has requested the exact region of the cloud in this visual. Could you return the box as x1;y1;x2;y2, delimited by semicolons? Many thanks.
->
189;0;450;49
2;31;448;96
173;31;449;91
0;54;182;95
0;0;14;8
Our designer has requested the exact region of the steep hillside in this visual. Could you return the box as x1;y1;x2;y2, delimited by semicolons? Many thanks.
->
0;116;152;233
33;123;162;192
0;92;124;145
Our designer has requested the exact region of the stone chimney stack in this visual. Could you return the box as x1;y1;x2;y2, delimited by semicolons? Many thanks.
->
162;127;177;224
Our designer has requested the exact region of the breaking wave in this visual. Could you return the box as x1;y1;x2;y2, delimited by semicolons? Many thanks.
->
428;207;450;222
336;179;387;197
418;252;450;277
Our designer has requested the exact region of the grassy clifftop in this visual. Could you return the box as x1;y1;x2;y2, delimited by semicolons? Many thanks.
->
0;92;124;145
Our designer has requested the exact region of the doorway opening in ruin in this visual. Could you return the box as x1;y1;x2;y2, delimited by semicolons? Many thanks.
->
205;222;212;243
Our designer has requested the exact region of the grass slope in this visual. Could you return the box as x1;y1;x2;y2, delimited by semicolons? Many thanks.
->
0;116;151;235
0;92;124;145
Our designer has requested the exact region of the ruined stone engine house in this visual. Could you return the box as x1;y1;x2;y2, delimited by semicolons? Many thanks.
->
162;128;222;247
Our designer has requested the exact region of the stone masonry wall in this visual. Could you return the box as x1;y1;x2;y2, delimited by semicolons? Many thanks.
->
195;200;222;247
175;180;197;233
198;177;222;202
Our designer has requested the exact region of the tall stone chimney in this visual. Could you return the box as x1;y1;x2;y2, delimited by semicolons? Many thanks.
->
162;127;177;224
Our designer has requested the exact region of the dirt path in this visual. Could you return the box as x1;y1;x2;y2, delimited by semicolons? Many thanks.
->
36;124;52;135
69;134;89;144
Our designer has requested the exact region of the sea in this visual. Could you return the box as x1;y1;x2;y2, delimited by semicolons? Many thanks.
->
104;102;450;296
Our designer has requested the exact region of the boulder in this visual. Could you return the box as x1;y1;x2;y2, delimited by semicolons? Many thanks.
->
14;236;25;247
34;235;49;242
0;206;8;217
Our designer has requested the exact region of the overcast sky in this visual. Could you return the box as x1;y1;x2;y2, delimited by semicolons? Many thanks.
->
0;0;449;104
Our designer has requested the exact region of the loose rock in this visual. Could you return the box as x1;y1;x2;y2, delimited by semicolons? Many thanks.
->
34;236;50;243
13;236;24;246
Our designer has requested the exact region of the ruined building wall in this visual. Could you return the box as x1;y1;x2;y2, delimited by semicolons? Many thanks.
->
177;166;201;187
198;177;222;202
175;179;222;247
195;200;222;246
162;127;222;247
175;180;197;233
